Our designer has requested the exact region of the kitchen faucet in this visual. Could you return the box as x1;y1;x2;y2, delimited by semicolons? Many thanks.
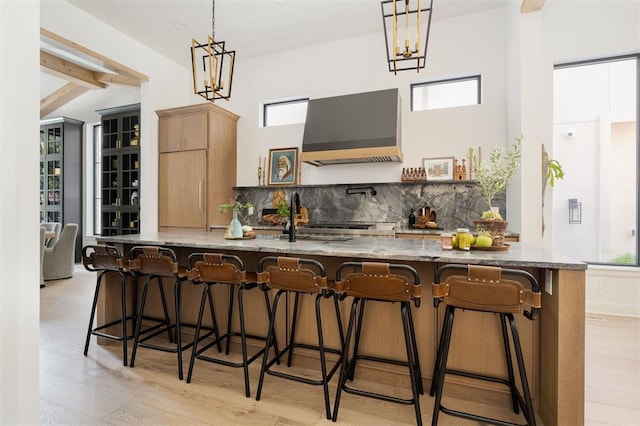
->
289;191;301;242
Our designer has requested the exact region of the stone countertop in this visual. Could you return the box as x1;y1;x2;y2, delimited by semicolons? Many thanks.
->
98;229;585;270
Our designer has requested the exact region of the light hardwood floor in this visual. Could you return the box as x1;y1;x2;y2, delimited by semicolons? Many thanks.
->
40;266;640;425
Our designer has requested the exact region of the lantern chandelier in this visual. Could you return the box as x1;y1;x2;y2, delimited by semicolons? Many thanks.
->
191;0;235;102
381;0;434;74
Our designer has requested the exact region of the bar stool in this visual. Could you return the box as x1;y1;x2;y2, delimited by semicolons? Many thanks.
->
332;261;423;425
430;264;541;426
128;245;207;380
255;256;344;420
81;244;133;366
185;252;276;398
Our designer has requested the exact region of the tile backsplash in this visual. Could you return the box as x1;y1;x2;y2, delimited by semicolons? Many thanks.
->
234;182;506;231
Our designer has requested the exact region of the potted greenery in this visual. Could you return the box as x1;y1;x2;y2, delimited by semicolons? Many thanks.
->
468;135;523;246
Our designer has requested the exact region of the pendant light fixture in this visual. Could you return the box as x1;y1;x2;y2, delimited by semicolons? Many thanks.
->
381;0;433;74
191;0;235;102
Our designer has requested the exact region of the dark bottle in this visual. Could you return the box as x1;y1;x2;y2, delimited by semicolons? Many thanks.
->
408;208;416;227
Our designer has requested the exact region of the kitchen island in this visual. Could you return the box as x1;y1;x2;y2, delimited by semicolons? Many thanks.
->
97;229;586;425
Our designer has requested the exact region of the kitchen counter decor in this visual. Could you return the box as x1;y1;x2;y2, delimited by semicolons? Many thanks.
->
469;135;523;246
219;201;253;239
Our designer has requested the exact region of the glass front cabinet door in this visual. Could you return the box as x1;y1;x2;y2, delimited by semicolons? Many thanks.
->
97;104;141;236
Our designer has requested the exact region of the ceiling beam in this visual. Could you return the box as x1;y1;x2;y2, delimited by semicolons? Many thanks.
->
40;83;90;119
521;0;545;14
40;28;149;84
40;50;106;90
93;72;141;87
40;28;148;117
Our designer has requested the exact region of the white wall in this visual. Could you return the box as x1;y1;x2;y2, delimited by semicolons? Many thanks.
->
227;8;509;190
543;1;640;317
0;1;40;424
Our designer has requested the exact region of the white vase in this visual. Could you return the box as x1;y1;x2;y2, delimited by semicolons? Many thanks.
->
228;208;243;238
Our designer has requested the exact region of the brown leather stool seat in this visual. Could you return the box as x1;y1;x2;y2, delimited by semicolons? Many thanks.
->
128;246;214;380
185;252;276;398
255;256;344;420
82;245;134;366
332;261;423;425
430;264;542;426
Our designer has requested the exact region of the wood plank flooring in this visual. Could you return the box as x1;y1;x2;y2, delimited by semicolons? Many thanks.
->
40;266;640;425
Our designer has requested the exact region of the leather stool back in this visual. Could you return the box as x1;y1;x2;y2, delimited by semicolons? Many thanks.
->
332;261;423;425
82;245;132;366
430;264;541;426
255;256;344;420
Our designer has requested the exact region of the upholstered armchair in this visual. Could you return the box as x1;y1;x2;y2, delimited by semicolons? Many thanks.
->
43;223;79;281
40;222;62;247
40;226;46;287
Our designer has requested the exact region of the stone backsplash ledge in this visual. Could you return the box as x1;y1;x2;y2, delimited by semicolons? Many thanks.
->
233;182;506;232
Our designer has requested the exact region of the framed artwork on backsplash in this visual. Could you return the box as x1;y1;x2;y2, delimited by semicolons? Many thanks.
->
268;147;298;185
423;157;454;181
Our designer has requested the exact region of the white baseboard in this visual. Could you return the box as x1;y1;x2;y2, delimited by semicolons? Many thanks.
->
586;302;640;318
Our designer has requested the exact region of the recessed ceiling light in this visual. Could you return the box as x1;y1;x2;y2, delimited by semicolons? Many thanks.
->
175;21;187;30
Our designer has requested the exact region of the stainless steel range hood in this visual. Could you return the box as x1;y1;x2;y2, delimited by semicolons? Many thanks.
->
300;89;402;166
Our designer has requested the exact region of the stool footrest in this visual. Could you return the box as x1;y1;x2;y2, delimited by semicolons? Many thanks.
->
196;331;269;368
137;323;200;353
440;405;529;426
341;383;417;406
265;343;342;386
446;367;515;388
341;353;423;405
90;314;137;341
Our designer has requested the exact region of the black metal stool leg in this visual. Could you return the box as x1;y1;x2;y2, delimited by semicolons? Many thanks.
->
174;278;184;380
84;271;106;357
331;297;360;422
130;276;153;368
500;313;519;414
333;293;345;346
405;303;423;395
262;287;279;363
348;298;366;380
187;284;211;383
225;284;235;355
287;292;301;367
156;276;173;344
430;310;448;396
238;285;251;397
401;302;423;426
256;290;284;401
509;314;537;426
314;293;331;420
207;284;222;353
431;306;456;426
120;274;129;366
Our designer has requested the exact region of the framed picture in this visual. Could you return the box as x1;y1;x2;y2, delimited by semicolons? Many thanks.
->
423;157;454;181
268;147;299;185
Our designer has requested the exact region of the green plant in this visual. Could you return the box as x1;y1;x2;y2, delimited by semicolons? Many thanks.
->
276;200;290;218
546;158;565;187
609;253;636;265
218;200;253;214
469;135;523;218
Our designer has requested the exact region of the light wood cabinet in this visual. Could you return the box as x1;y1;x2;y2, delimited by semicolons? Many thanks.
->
156;103;239;229
158;110;208;153
159;150;206;227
